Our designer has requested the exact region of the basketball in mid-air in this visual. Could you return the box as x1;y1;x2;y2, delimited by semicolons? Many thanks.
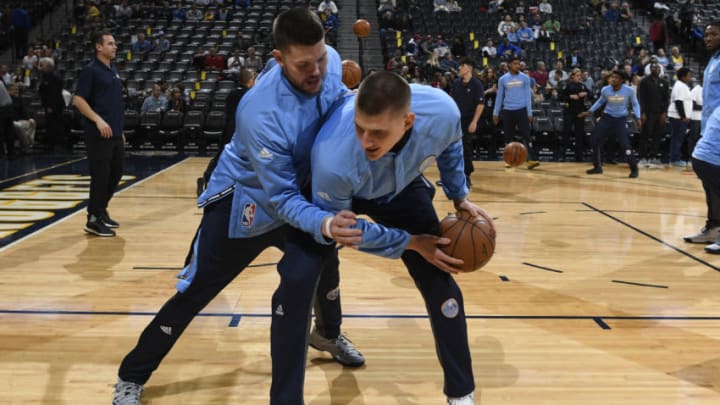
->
503;142;528;167
439;210;496;272
353;19;371;38
342;59;362;89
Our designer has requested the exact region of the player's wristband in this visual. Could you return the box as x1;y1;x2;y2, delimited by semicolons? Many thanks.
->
324;217;333;239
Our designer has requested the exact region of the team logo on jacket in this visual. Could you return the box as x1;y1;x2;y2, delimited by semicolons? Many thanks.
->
258;147;273;159
441;298;459;318
326;287;340;301
241;202;256;227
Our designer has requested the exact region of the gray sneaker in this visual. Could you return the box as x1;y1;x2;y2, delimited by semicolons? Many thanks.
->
308;327;365;367
683;227;720;244
112;378;143;405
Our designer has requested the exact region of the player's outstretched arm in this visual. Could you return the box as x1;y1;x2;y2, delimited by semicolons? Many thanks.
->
406;234;464;274
321;210;363;246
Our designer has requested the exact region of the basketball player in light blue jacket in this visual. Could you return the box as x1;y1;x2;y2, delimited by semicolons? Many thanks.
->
114;8;364;405
311;71;491;405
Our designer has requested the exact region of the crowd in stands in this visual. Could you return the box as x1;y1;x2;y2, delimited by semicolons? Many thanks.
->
1;0;344;159
377;0;711;165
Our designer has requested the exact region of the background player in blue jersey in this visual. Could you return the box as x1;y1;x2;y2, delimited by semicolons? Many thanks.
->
113;8;364;405
580;70;641;178
493;56;540;170
311;71;491;405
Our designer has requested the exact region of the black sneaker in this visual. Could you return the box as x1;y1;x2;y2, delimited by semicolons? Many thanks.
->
586;167;603;174
629;166;639;178
102;212;119;228
84;215;116;237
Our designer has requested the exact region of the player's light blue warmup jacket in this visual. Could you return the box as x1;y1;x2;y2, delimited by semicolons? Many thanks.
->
198;45;346;243
492;72;533;116
589;84;641;119
694;103;720;166
311;84;468;259
702;49;720;133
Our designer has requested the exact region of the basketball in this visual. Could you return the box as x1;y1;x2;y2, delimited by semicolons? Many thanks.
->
342;59;362;89
503;142;528;167
439;210;496;272
353;19;371;38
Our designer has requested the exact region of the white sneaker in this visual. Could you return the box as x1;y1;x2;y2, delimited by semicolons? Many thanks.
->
112;378;143;405
447;392;474;404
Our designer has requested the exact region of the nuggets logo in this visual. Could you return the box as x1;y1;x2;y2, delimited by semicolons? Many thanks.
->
441;298;459;318
241;202;256;228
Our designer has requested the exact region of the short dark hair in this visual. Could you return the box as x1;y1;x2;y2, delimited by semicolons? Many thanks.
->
356;71;411;116
509;56;521;63
273;7;324;51
706;20;720;29
458;57;475;68
676;67;691;80
92;31;113;53
610;70;628;81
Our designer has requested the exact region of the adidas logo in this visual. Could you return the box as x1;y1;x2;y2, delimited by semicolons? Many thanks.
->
160;326;172;336
259;147;273;159
274;305;284;316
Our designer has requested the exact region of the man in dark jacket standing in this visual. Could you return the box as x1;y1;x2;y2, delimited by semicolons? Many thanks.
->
637;62;670;167
37;57;66;151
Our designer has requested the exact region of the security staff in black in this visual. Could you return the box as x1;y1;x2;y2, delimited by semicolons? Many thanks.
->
73;32;124;237
636;63;670;164
451;57;485;187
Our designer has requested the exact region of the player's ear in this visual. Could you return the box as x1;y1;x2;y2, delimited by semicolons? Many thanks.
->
271;49;283;66
403;112;415;131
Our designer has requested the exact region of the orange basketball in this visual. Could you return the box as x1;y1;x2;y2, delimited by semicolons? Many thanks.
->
503;142;528;167
439;210;496;272
342;59;362;89
353;19;371;38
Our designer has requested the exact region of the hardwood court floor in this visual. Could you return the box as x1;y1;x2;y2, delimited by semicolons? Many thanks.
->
1;158;719;404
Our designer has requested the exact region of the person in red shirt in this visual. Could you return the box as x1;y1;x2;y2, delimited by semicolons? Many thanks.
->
203;47;225;71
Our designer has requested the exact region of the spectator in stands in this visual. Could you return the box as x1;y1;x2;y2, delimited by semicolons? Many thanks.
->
498;14;516;38
204;47;225;71
604;0;621;22
506;25;520;45
433;0;449;13
497;38;522;59
171;3;186;21
489;0;506;14
643;55;666;77
530;61;549;96
21;48;37;71
191;47;206;70
141;83;169;114
37;57;66;151
318;0;338;14
244;46;263;72
155;33;171;53
670;46;684;71
441;53;459;75
321;8;338;46
116;0;133;22
378;0;395;13
542;16;561;39
167;88;186;113
619;2;633;22
425;50;443;79
132;32;153;55
186;3;203;21
679;0;697;39
448;0;462;12
667;67;693;167
0;65;10;85
637;63;670;167
655;48;670;70
649;14;668;53
482;39;497;58
6;83;34;153
420;35;434;57
10;5;31;59
227;48;245;73
548;61;568;88
517;22;535;45
539;0;552;14
565;48;583;69
493;56;540;169
562;68;590;161
9;65;29;88
451;35;466;58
